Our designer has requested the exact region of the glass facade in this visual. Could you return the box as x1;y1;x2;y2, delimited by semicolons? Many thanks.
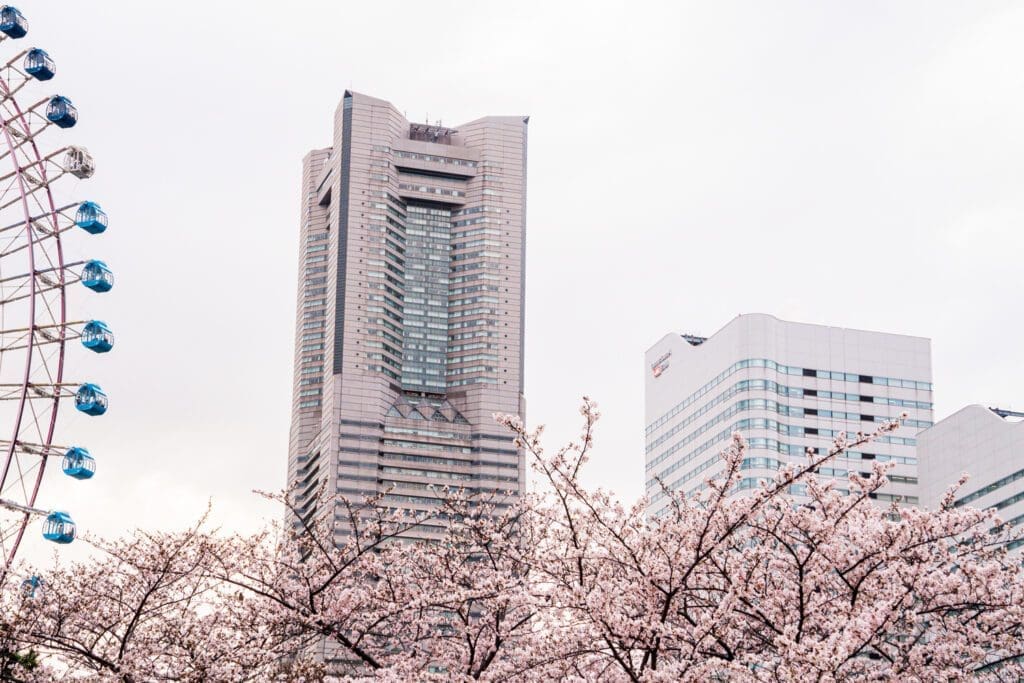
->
401;204;451;393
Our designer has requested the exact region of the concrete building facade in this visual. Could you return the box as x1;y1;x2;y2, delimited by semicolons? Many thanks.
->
644;314;933;516
288;91;528;539
918;406;1024;550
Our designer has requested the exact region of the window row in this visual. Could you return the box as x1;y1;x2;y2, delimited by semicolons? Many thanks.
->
955;467;1024;508
394;151;477;167
398;183;465;198
447;377;500;387
381;451;518;470
647;398;918;469
383;439;472;454
647;358;933;435
646;378;931;452
648;419;917;490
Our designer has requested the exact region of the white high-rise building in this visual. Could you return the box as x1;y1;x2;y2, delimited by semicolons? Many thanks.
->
644;314;933;516
918;406;1024;551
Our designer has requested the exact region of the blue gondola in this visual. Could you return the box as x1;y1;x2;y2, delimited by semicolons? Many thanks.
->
42;511;75;544
81;259;113;292
62;447;95;479
20;575;42;597
81;320;114;353
24;47;53;80
45;95;77;128
0;6;28;38
75;201;108;234
75;383;108;416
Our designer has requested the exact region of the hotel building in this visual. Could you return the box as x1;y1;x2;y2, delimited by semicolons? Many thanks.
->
287;91;528;539
644;314;933;516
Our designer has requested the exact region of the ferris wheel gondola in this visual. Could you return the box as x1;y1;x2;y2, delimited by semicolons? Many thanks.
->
0;5;115;566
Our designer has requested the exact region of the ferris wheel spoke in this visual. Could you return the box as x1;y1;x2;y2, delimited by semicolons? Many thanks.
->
31;282;61;327
1;286;51;306
0;279;76;306
0;173;17;205
24;178;58;218
0;321;86;352
0;382;76;401
0;259;84;287
0;148;93;213
0;50;35;96
27;354;54;403
0;440;66;454
0;272;30;302
4;449;34;503
33;341;61;391
0;71;30;102
0;107;54;151
0;230;22;256
0;201;76;235
0;157;62;199
0;217;65;258
23;390;46;446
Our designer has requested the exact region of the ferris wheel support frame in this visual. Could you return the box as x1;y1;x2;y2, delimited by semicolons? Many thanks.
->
0;7;112;568
0;79;66;565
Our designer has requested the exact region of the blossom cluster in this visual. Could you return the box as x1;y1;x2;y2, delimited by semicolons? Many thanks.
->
2;399;1021;681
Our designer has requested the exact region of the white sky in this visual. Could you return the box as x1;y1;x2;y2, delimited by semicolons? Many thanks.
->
8;1;1023;565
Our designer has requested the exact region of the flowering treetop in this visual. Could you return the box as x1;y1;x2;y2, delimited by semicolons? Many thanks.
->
2;399;1021;681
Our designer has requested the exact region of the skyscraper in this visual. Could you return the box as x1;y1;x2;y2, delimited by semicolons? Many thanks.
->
644;314;933;516
288;91;528;539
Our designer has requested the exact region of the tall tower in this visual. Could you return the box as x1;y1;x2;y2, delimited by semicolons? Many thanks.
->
644;314;933;517
288;92;528;540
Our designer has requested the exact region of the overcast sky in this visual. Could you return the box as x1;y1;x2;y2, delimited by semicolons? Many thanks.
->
9;1;1023;564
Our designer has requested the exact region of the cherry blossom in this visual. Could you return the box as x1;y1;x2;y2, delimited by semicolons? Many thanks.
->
3;400;1022;681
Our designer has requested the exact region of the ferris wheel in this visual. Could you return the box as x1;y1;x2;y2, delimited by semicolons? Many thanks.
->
0;5;114;567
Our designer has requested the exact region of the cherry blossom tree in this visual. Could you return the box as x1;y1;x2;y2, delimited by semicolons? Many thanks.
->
0;570;44;682
3;516;304;682
496;399;1024;681
366;492;547;680
3;399;1023;681
205;484;547;680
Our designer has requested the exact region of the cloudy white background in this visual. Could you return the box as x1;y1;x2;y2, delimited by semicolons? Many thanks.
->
9;1;1023;565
